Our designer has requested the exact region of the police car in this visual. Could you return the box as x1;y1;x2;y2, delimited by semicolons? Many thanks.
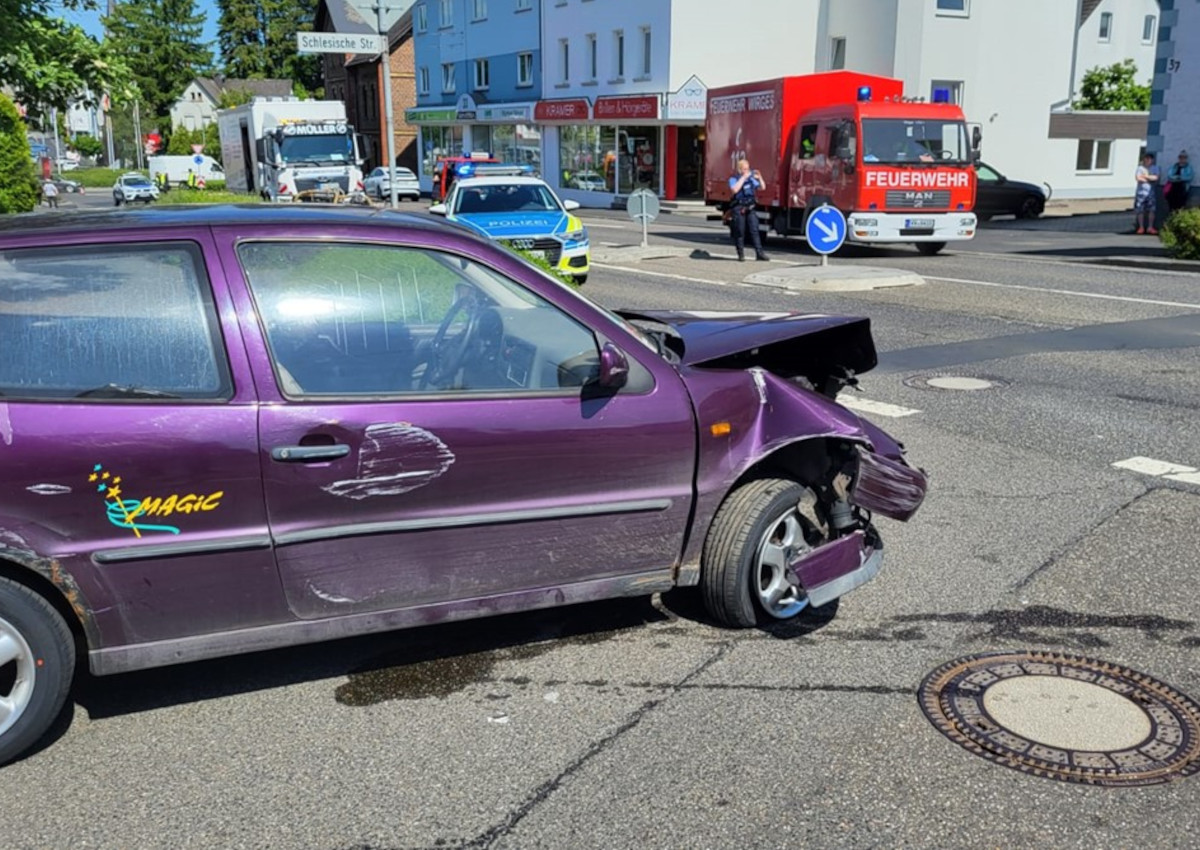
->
430;174;590;284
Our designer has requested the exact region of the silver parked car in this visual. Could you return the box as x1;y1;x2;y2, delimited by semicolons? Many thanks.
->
363;165;421;201
112;173;159;206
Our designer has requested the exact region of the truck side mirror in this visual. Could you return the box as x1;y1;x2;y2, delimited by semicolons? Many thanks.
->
971;125;983;152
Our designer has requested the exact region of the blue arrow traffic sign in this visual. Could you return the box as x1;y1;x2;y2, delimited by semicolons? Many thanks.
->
805;205;847;255
193;154;205;165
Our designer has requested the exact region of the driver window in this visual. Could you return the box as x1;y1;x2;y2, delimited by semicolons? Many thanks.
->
976;164;1000;181
237;241;602;398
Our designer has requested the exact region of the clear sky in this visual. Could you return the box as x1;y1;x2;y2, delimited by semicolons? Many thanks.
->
63;1;223;55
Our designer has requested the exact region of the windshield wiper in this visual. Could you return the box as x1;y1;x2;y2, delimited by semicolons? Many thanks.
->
283;160;321;168
75;384;182;400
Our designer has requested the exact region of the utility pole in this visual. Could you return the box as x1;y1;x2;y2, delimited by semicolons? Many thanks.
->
377;1;399;209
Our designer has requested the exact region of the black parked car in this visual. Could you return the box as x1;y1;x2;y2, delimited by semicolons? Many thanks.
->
974;161;1049;220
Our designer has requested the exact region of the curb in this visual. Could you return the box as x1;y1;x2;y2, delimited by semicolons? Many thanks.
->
744;265;924;292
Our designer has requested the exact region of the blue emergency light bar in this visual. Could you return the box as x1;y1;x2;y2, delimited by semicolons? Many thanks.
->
454;162;535;178
857;86;872;102
932;88;951;103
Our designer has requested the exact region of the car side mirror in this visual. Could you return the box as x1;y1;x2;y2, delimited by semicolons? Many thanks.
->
563;199;581;211
597;342;629;389
429;203;448;216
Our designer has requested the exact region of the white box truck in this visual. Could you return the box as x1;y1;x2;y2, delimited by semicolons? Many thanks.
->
148;154;225;186
216;98;366;202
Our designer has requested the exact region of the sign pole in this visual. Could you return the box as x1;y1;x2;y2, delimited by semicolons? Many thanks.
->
377;3;398;210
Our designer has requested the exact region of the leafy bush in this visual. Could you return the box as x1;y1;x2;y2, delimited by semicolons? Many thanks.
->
0;93;39;214
1074;60;1151;111
70;167;137;188
1159;207;1200;260
161;188;257;205
507;245;581;288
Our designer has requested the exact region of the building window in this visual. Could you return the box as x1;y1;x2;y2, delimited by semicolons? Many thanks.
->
559;39;569;84
1099;12;1112;42
1076;139;1113;172
442;63;455;93
830;37;846;70
517;52;534;87
613;30;625;79
586;34;597;81
473;58;489;90
935;0;968;16
415;3;427;32
472;0;486;21
439;0;452;27
419;66;430;95
640;27;652;77
1142;14;1156;43
515;0;530;8
930;79;963;105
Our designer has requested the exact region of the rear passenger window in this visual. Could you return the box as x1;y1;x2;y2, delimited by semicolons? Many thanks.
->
0;242;231;400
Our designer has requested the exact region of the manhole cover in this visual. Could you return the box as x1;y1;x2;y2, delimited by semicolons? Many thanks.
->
918;651;1200;787
904;374;1009;391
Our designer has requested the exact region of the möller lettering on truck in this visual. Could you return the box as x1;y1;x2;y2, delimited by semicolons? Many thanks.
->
704;71;981;256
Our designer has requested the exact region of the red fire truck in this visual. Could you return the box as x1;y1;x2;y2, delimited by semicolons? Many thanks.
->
705;71;980;255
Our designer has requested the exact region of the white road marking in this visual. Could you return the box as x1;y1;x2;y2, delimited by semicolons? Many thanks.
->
1112;456;1199;477
927;275;1200;311
1165;471;1200;486
957;249;1200;278
592;262;734;287
837;395;922;418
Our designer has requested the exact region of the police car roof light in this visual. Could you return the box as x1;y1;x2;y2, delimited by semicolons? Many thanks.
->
857;86;872;102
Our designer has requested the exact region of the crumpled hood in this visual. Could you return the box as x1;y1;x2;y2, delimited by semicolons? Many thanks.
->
616;309;877;375
452;211;570;239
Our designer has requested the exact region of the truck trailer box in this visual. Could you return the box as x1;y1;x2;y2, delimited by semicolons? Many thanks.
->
705;72;902;206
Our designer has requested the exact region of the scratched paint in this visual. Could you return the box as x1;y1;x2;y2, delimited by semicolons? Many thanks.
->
324;423;455;501
26;484;72;496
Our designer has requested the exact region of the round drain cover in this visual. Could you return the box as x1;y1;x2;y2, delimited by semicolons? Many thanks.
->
919;651;1200;786
924;376;994;391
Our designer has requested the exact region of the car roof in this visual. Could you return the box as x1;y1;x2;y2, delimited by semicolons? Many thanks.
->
0;204;472;238
453;176;550;188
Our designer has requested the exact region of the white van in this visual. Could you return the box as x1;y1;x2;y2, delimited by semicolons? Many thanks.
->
148;155;225;185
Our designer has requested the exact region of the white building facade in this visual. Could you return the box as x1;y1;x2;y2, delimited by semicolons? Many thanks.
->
815;0;1159;199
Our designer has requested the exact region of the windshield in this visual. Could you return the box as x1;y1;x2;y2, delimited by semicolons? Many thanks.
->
279;134;353;166
453;184;561;214
862;119;970;165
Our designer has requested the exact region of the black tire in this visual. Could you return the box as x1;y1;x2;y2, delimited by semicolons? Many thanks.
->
113;196;122;207
1018;197;1043;219
916;241;946;256
0;577;75;765
701;478;813;627
573;274;588;285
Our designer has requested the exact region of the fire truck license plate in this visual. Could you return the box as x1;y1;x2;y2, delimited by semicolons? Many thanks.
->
906;218;935;228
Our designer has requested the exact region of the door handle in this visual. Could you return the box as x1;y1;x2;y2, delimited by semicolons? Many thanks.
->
271;444;351;463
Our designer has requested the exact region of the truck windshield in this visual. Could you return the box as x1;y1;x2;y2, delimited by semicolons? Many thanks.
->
279;134;353;166
861;119;970;165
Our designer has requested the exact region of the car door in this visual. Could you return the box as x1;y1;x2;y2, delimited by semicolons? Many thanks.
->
218;231;697;620
974;164;1007;217
0;231;286;650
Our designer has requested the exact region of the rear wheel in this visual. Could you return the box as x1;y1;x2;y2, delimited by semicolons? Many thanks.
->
701;478;824;627
0;577;75;765
916;241;946;256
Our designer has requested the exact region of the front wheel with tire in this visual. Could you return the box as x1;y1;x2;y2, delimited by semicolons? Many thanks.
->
1019;197;1043;219
572;274;588;285
915;241;946;256
701;478;825;627
0;577;75;765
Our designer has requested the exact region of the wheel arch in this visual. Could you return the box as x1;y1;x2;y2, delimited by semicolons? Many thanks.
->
0;554;95;658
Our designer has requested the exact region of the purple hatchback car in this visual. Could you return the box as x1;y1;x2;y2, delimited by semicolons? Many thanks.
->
0;206;927;762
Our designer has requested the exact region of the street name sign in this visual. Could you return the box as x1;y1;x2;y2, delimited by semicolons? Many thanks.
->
297;32;385;54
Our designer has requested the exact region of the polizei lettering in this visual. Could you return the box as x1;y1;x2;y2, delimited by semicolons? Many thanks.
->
864;170;971;189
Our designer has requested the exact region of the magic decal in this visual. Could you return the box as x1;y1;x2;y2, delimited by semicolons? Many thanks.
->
88;464;224;537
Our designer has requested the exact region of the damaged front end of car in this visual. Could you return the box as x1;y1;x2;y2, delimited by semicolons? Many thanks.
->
619;309;928;617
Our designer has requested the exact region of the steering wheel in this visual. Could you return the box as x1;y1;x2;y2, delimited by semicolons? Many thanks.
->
419;295;480;389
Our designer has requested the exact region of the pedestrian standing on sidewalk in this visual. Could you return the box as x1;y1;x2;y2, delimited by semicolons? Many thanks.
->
1134;153;1160;235
728;158;770;262
41;179;59;209
1165;150;1193;213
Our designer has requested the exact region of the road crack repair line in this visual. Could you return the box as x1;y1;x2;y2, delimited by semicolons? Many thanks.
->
462;641;734;849
1113;456;1200;486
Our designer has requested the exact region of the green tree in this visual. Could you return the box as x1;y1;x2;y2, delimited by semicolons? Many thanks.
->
71;134;104;159
0;1;132;120
166;126;199;154
0;92;39;213
103;0;213;122
217;0;320;92
1074;60;1152;111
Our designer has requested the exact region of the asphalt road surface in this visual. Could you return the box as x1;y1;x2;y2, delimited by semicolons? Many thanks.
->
5;203;1200;849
